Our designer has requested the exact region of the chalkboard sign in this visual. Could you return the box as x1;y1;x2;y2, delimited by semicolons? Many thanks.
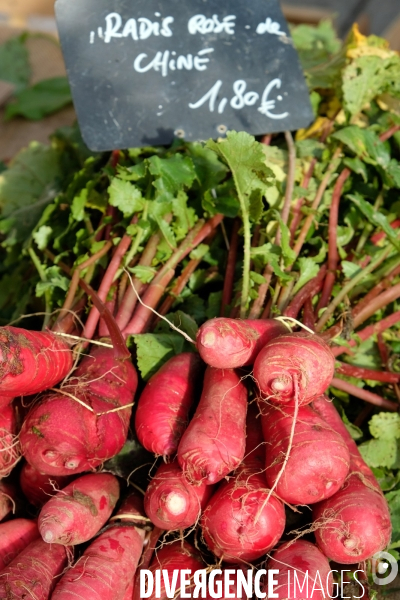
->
55;0;313;151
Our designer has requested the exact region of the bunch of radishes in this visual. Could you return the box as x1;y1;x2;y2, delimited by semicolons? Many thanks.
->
0;314;392;600
134;317;391;598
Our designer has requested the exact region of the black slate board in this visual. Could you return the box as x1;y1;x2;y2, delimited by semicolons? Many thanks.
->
55;0;314;151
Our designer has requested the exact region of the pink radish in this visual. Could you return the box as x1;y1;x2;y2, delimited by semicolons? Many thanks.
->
0;326;72;397
201;405;285;562
38;472;119;545
20;345;138;475
254;332;335;405
20;462;73;507
0;518;39;570
312;395;391;563
0;537;68;599
196;318;287;369
146;541;205;600
260;403;350;504
266;540;334;600
178;367;247;485
144;460;213;530
135;353;202;457
51;493;145;600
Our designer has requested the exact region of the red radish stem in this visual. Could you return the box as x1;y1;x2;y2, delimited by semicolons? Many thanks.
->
144;461;213;530
377;333;391;372
336;362;400;383
330;377;398;411
178;367;247;485
276;131;296;246
201;406;285;562
20;462;73;507
289;158;317;241
352;264;400;321
220;218;240;317
157;230;217;320
52;493;146;600
135;353;202;457
260;403;350;505
0;519;39;570
38;473;119;545
123;217;215;335
371;219;400;245
253;332;335;406
284;265;327;319
0;537;68;599
196;317;287;369
83;232;133;341
52;296;87;336
302;297;316;330
0;326;73;397
266;540;334;600
331;310;400;357
116;231;161;330
352;281;400;329
248;264;273;319
312;395;392;563
56;240;113;324
317;167;351;313
379;123;400;141
98;284;118;337
292;147;343;263
317;242;398;332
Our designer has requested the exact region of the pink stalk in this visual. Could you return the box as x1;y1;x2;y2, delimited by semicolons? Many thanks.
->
352;264;400;320
115;232;161;330
332;310;400;357
353;281;400;329
220;218;240;317
289;158;317;241
317;168;351;312
336;362;400;384
83;234;132;341
331;377;398;411
284;264;327;319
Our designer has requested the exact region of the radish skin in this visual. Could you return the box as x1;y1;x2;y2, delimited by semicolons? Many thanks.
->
0;537;68;599
0;482;16;521
253;332;335;406
38;473;119;545
178;367;247;485
201;406;285;562
146;541;204;600
0;518;39;570
0;403;20;478
51;494;146;600
266;540;334;600
260;403;350;504
0;326;72;397
20;462;73;507
196;318;286;369
20;346;138;475
144;461;213;530
135;353;202;457
312;395;392;563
